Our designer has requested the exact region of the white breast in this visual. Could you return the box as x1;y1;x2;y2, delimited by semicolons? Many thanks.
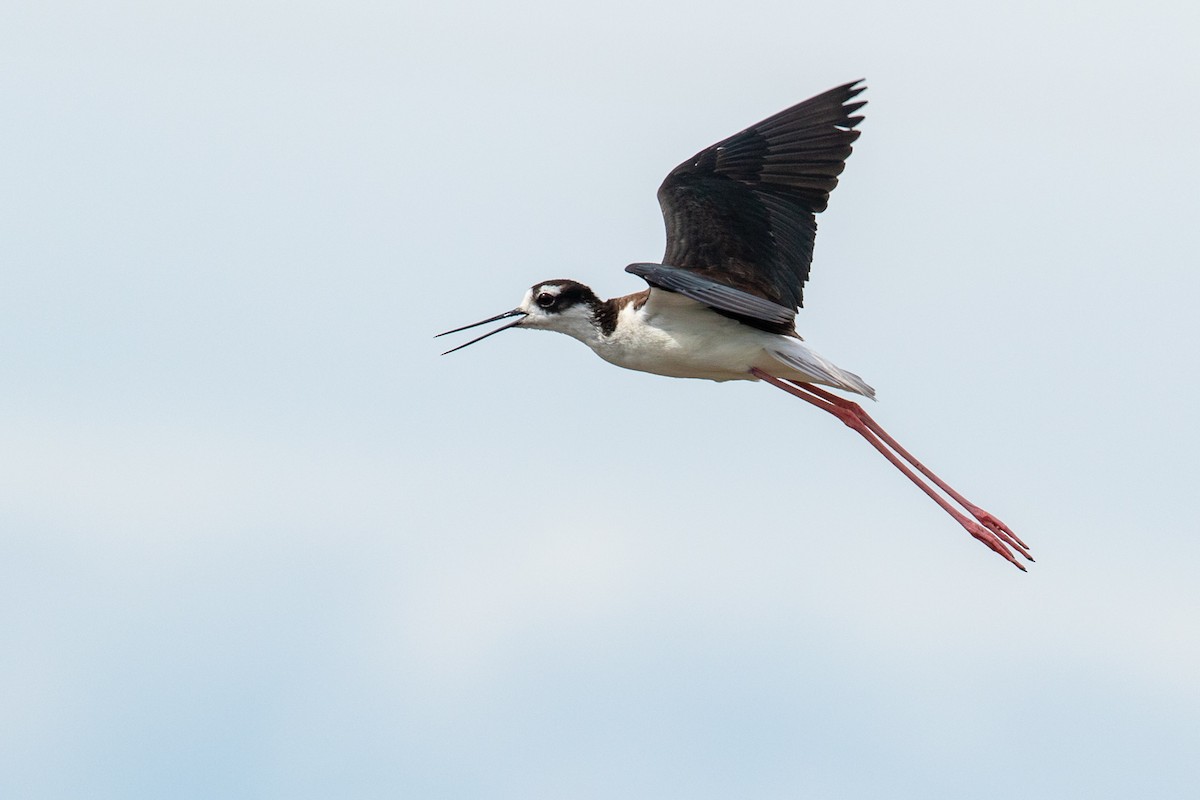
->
566;289;874;396
585;290;784;382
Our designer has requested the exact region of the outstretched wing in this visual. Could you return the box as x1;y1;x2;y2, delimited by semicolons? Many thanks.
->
654;80;865;312
625;262;796;328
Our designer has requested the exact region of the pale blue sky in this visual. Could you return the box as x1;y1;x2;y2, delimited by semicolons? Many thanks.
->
3;1;1198;798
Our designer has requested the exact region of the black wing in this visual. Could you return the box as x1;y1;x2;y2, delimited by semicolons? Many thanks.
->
625;263;795;328
654;80;865;312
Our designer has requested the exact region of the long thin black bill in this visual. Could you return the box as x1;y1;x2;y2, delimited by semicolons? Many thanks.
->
436;309;527;355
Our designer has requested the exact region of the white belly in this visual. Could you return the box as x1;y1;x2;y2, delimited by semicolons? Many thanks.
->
590;300;772;381
576;291;873;396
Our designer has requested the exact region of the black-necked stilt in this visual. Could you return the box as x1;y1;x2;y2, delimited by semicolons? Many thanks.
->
437;80;1032;570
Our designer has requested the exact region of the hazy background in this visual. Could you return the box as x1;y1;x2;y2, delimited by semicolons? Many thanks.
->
3;1;1198;797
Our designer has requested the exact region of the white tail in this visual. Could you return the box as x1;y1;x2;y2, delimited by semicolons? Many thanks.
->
768;339;876;399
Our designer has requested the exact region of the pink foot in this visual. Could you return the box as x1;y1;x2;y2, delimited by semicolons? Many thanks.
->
962;505;1033;562
962;519;1027;571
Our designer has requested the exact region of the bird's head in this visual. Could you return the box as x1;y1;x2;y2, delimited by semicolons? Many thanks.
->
436;279;602;354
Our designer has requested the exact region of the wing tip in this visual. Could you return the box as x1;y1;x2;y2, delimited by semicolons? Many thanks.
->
839;78;868;98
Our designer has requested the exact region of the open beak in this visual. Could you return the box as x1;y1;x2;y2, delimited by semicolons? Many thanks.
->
435;309;527;355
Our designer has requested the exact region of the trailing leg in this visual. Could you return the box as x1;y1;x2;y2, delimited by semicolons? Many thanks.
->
750;368;1029;569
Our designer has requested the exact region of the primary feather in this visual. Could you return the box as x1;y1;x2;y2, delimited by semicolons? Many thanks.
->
655;80;866;314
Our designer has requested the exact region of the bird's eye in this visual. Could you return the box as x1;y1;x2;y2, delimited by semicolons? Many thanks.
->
536;292;555;308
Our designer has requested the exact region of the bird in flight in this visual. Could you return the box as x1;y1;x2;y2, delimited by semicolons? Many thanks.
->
437;80;1032;570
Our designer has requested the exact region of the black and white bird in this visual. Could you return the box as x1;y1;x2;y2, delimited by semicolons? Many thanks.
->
437;80;1032;569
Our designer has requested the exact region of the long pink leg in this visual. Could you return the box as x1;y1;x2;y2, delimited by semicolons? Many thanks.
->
750;368;1030;570
785;380;1031;557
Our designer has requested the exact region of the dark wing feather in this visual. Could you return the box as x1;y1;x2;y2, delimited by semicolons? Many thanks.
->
655;80;865;311
625;263;795;327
